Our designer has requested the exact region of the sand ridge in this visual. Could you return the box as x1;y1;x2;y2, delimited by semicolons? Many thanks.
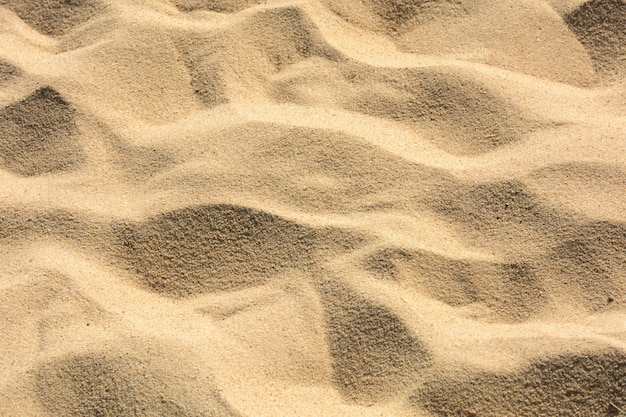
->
0;0;625;416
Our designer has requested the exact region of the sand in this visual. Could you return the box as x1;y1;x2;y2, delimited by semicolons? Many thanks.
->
0;0;624;416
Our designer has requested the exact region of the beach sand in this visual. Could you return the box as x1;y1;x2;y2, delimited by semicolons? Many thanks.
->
0;0;625;415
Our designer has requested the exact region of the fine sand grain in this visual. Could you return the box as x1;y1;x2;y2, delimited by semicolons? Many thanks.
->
0;1;625;416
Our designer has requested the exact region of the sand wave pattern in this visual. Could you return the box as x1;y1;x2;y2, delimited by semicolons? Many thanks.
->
0;0;625;416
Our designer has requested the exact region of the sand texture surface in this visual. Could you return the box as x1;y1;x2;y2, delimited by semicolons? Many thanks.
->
0;0;625;416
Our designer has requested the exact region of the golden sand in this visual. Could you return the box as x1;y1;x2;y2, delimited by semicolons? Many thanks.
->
0;1;625;416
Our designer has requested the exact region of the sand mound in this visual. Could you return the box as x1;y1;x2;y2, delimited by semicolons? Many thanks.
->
364;247;546;321
1;0;625;416
428;179;626;313
347;68;539;155
0;207;91;243
565;0;626;80
65;23;203;122
0;87;83;176
412;350;626;416
112;204;360;297
35;348;241;417
176;6;340;103
319;280;430;404
549;221;626;310
0;0;104;37
272;65;540;155
322;0;597;85
526;162;626;221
